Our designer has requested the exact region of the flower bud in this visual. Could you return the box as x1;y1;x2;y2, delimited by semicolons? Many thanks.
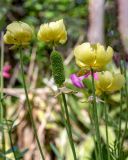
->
50;51;65;86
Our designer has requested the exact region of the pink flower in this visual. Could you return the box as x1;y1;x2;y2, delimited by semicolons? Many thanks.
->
3;65;11;79
70;72;98;88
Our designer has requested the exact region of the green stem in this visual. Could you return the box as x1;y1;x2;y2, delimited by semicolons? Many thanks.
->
58;96;69;133
0;32;6;158
90;68;102;160
104;100;110;160
119;52;128;158
0;32;4;122
89;106;98;160
8;130;17;160
19;47;45;160
120;57;128;157
118;61;123;158
5;116;17;160
1;96;16;160
118;89;123;159
59;95;76;158
62;93;77;160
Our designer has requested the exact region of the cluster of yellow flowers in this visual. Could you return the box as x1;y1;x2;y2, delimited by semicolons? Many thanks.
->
4;19;125;95
73;42;125;95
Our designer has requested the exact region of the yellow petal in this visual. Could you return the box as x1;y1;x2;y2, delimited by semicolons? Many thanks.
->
4;21;33;45
98;71;113;91
38;24;52;42
95;44;113;67
95;81;102;96
74;43;95;66
108;74;125;91
75;59;87;68
105;46;114;63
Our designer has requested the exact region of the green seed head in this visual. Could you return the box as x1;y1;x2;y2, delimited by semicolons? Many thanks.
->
50;51;65;86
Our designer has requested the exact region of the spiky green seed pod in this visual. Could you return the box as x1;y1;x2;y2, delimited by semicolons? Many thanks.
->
50;50;65;86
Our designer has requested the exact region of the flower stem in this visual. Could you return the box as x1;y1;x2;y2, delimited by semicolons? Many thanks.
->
58;96;69;133
0;32;4;123
0;32;6;158
103;99;110;160
8;130;17;160
19;47;45;160
89;106;98;160
119;58;128;158
1;95;16;160
117;60;124;158
90;68;102;160
61;93;77;160
59;95;77;158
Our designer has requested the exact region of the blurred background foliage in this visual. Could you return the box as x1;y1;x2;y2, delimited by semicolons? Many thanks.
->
0;0;128;160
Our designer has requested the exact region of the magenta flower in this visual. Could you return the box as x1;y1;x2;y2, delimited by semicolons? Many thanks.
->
70;72;98;88
3;65;11;79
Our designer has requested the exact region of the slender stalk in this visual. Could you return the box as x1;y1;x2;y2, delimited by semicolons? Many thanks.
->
1;95;16;160
8;130;17;160
104;100;110;160
0;32;6;158
19;47;45;160
59;95;78;159
119;58;128;158
0;32;4;122
58;96;69;134
89;106;98;160
90;68;102;160
118;90;123;159
61;93;77;160
1;98;16;160
118;61;123;159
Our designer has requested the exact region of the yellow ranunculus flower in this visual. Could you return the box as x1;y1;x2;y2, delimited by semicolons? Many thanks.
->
37;19;67;44
96;71;125;95
4;21;33;45
74;43;113;71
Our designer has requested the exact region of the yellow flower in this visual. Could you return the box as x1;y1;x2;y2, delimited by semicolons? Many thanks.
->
37;19;67;44
4;21;33;46
74;43;113;71
96;71;125;95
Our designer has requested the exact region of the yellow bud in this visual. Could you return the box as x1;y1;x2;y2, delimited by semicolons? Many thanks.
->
96;71;125;95
74;42;113;71
4;21;33;46
37;19;67;44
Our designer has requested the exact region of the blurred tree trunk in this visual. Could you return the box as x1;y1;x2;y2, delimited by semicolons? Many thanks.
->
87;0;105;44
117;0;128;54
